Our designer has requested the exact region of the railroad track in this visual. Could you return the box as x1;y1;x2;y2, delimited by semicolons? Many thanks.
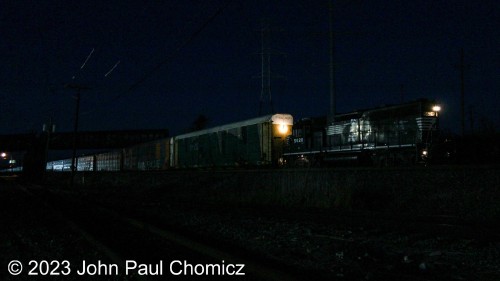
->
6;179;498;280
22;184;314;281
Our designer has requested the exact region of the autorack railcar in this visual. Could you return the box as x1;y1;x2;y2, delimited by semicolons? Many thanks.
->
46;151;121;171
173;114;293;168
46;113;294;171
123;138;170;170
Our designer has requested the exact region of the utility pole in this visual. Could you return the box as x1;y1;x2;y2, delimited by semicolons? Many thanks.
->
65;83;89;187
469;105;474;133
400;84;405;103
328;0;336;124
458;48;466;136
42;118;55;181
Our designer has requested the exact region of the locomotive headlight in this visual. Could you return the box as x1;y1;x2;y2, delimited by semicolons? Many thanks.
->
278;123;289;134
272;114;293;135
422;150;428;156
432;105;441;112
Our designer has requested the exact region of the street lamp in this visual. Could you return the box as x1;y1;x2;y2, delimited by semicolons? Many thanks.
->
1;152;16;172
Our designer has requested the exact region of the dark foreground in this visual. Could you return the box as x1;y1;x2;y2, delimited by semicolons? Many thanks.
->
1;167;500;280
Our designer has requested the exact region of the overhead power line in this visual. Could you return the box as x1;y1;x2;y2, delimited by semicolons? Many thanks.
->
83;0;232;115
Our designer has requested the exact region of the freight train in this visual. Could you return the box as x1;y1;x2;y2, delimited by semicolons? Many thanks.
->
283;99;441;166
45;99;443;171
46;114;294;171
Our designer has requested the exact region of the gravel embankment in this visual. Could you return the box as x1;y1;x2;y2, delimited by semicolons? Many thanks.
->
0;180;121;281
86;184;500;281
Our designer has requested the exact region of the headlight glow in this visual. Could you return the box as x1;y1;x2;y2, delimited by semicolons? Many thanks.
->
432;105;441;112
278;124;288;134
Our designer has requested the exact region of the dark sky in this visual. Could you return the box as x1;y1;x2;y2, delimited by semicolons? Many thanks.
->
0;0;498;136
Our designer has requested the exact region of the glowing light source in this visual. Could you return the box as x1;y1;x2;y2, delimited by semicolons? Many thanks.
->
432;105;441;112
278;124;288;134
1;152;6;158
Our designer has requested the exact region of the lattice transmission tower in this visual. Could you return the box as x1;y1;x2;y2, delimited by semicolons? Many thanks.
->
258;21;275;115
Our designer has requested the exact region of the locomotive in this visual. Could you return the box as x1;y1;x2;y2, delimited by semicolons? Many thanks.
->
283;99;441;166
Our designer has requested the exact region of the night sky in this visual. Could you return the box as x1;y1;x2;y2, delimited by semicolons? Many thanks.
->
1;0;498;137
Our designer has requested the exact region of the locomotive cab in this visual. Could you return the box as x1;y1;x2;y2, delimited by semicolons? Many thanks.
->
284;99;442;167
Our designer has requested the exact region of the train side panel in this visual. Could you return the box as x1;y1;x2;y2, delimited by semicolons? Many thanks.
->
76;155;94;171
174;124;266;168
123;138;170;170
95;151;121;171
173;114;293;168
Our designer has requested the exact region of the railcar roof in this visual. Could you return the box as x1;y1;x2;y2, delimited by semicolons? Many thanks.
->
175;113;292;140
333;99;433;121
